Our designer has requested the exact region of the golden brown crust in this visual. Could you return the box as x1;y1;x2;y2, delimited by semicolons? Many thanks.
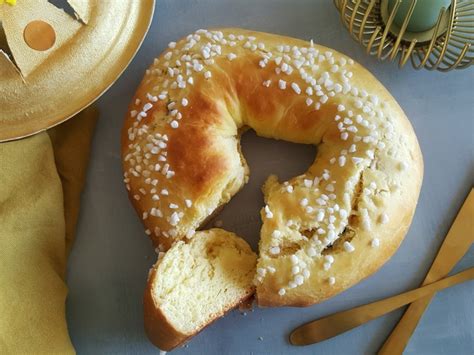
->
143;266;187;351
122;28;423;311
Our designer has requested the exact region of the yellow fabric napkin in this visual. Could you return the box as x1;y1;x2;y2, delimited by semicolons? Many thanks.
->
0;107;98;354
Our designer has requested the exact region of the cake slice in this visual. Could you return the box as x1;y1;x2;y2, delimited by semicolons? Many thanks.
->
144;229;257;351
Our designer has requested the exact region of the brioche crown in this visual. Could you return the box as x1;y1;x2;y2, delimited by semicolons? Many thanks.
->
122;28;423;307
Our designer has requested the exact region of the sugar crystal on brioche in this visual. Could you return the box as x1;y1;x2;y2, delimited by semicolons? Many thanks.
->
122;28;422;311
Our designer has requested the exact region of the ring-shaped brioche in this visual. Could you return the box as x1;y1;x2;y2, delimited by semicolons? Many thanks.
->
122;28;423;307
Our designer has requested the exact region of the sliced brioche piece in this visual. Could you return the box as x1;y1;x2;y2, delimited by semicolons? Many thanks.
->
144;229;257;351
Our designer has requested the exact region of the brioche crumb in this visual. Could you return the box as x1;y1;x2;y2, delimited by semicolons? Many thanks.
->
151;229;256;334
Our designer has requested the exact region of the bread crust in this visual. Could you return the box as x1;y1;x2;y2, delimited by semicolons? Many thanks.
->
143;267;188;351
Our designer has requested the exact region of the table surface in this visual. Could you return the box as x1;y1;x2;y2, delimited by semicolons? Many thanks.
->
66;1;474;354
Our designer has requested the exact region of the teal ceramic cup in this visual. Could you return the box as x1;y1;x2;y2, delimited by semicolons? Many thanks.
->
388;0;452;32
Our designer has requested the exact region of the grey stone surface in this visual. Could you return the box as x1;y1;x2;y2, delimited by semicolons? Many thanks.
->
66;1;474;354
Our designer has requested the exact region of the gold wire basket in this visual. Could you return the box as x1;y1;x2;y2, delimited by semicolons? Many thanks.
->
334;0;474;71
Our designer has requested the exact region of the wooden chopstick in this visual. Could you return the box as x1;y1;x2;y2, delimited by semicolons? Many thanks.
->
290;268;474;346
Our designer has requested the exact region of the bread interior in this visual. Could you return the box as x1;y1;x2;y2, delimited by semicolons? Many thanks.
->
151;229;256;334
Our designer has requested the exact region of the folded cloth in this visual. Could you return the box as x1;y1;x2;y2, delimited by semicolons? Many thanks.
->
0;107;98;354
